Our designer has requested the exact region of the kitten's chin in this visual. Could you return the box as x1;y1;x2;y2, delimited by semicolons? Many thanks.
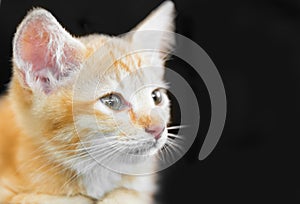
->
138;131;168;157
149;135;168;156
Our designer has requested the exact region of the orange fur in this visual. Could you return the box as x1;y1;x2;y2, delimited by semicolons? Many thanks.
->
0;1;175;203
0;84;85;202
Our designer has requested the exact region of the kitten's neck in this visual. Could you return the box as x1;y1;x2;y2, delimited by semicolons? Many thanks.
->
78;159;157;199
80;165;122;199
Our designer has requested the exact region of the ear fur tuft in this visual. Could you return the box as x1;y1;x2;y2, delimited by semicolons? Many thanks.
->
13;8;86;93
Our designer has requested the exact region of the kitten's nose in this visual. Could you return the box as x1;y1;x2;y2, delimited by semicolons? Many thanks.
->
145;125;165;140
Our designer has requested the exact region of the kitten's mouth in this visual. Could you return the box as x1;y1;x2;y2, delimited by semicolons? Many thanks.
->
153;127;165;140
126;130;167;156
125;141;156;155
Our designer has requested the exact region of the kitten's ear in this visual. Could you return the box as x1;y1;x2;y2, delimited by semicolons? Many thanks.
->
13;8;86;93
128;1;175;60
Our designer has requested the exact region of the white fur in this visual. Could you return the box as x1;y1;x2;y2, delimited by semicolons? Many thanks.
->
81;166;122;199
130;1;175;61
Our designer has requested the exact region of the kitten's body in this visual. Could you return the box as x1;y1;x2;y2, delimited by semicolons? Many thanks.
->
0;1;175;204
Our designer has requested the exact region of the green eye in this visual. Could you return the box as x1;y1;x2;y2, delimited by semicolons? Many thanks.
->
100;94;123;110
152;89;162;105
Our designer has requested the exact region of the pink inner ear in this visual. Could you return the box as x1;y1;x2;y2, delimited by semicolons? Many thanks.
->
15;15;84;93
20;20;57;76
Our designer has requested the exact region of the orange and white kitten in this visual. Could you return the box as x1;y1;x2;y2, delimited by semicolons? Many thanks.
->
0;1;175;204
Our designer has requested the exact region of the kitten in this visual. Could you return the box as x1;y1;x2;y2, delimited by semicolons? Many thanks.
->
0;1;175;204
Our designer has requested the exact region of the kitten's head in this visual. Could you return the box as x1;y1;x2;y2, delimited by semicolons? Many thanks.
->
11;1;175;173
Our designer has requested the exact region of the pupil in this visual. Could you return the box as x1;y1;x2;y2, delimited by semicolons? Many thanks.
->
152;90;161;104
152;93;157;101
100;93;122;110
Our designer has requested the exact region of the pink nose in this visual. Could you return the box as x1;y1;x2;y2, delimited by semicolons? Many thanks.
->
145;125;165;140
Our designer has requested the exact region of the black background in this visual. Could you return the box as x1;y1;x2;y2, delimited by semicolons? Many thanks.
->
1;0;300;203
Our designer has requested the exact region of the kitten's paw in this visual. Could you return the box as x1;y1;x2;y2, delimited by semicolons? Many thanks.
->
97;188;151;204
62;195;96;204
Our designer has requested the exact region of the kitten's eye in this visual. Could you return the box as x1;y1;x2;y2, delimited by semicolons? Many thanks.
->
152;89;162;105
100;94;123;110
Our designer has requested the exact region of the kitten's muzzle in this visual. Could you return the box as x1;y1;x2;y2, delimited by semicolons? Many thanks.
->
145;125;165;140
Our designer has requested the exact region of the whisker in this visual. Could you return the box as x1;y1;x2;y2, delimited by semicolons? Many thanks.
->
166;140;184;157
167;125;188;130
157;146;166;162
167;133;185;141
162;143;174;163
